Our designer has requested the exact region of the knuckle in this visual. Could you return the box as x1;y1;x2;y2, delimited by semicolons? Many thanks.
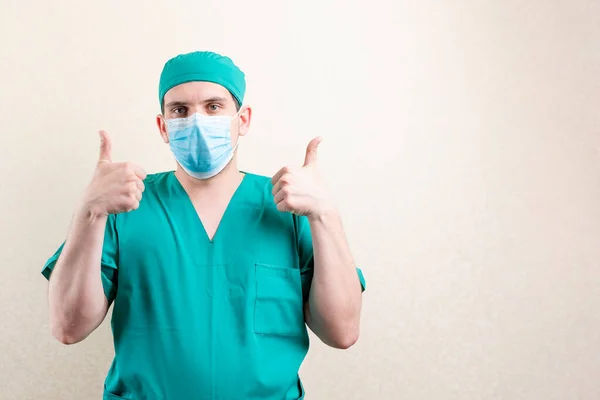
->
123;162;135;174
280;174;292;184
128;197;139;210
281;167;295;177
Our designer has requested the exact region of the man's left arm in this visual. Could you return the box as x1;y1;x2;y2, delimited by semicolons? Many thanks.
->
304;210;364;349
271;136;365;349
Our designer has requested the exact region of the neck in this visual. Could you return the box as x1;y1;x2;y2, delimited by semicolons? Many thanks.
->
174;156;244;196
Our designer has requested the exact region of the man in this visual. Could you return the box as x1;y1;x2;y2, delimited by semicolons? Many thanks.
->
42;50;366;399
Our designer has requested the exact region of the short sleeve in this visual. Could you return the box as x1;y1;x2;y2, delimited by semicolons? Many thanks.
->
294;215;366;303
41;214;119;303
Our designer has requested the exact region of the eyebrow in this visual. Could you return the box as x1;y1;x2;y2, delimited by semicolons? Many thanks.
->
202;96;229;104
164;101;188;108
165;97;229;109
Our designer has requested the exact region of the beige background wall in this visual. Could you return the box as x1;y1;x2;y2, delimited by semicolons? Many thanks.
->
1;0;599;399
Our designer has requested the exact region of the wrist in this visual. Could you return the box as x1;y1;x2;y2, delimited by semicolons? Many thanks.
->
75;200;108;225
307;203;339;224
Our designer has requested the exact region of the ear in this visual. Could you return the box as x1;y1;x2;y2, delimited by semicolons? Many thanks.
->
156;114;169;144
237;106;252;137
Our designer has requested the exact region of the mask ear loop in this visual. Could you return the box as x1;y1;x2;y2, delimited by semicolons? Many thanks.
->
231;107;244;152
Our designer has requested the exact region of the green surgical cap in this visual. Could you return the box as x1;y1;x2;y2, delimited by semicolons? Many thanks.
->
158;51;246;109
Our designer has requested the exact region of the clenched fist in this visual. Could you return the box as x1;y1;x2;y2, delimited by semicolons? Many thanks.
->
81;130;147;217
271;137;335;218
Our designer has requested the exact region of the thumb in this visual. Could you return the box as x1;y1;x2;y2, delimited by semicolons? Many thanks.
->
303;137;322;167
98;130;112;163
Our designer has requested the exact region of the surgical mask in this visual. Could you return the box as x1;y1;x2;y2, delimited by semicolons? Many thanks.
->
166;111;241;179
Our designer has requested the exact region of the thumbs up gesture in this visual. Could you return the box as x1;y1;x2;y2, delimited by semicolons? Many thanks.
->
81;131;147;217
271;137;335;218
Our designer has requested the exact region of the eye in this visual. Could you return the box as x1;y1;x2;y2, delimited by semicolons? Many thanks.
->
207;104;222;112
172;107;187;115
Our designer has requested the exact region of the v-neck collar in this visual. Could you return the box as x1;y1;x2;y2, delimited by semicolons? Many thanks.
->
169;170;250;244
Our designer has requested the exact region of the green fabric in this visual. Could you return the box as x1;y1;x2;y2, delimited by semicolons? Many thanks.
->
158;51;246;108
42;171;366;399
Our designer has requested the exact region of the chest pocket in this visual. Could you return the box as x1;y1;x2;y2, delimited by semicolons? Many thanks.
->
254;263;305;336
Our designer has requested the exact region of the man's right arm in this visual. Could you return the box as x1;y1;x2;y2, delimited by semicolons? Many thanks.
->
46;130;146;344
48;208;110;345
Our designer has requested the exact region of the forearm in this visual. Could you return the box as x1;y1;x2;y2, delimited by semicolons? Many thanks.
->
306;210;362;349
48;206;109;344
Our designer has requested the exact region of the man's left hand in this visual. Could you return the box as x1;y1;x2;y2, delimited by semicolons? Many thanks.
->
271;137;336;218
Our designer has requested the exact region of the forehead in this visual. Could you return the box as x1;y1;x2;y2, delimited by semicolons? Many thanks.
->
163;81;232;103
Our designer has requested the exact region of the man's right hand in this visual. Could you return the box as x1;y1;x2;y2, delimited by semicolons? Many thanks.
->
81;130;147;217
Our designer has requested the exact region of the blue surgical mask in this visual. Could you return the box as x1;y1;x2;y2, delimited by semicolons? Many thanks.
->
166;111;241;179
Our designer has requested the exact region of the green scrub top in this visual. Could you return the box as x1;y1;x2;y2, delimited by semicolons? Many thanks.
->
42;171;366;400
